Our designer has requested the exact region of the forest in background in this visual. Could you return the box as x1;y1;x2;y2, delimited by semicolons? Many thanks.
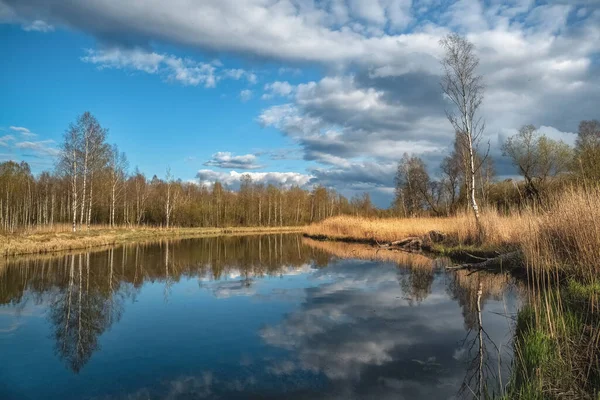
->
0;112;379;232
1;111;598;233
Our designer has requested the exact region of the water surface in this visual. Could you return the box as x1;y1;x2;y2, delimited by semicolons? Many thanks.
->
0;234;520;399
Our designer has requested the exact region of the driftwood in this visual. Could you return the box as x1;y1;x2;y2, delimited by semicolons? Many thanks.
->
446;251;522;271
376;230;522;272
378;230;446;251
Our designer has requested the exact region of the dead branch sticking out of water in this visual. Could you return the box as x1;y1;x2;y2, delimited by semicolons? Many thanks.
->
376;230;447;251
446;251;522;272
376;230;522;272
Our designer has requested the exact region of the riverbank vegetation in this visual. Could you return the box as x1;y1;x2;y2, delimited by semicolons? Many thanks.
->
1;33;598;398
0;225;301;257
306;186;600;398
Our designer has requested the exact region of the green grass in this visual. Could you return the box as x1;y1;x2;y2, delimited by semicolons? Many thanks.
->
505;283;600;399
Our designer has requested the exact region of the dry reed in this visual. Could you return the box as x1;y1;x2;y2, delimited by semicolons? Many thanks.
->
303;210;525;249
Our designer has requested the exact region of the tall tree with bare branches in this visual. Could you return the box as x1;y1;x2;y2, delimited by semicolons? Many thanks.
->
108;144;128;227
59;122;81;232
440;33;485;224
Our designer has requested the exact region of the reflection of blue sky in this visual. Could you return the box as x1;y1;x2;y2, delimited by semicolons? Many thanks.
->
0;257;518;399
197;263;319;299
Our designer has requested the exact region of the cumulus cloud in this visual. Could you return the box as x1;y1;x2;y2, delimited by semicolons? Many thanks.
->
203;152;263;170
81;48;219;87
262;81;294;100
224;69;257;84
3;0;600;204
0;0;444;67
309;161;398;191
81;48;258;88
196;169;313;189
239;89;253;102
258;76;447;169
22;19;53;32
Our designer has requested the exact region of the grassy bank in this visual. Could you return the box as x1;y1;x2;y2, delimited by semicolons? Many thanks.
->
305;187;600;399
303;210;524;254
0;225;302;257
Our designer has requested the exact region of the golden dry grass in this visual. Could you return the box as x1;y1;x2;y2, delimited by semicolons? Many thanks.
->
0;226;302;257
521;186;600;280
304;186;600;278
303;210;525;249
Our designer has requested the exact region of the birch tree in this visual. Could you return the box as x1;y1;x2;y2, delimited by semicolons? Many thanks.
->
165;167;173;229
108;144;128;227
78;112;108;229
440;33;485;224
59;122;81;232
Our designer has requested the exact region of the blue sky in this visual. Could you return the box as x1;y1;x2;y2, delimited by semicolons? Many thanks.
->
1;0;599;206
0;24;313;179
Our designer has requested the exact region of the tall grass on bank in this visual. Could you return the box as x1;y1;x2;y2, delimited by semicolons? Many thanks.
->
522;186;600;280
303;211;525;250
511;187;600;399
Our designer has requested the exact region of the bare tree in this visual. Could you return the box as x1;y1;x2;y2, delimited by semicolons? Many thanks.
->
109;144;128;227
575;120;600;181
164;167;176;228
502;124;573;199
59;123;80;232
440;153;461;213
440;33;485;224
395;154;441;216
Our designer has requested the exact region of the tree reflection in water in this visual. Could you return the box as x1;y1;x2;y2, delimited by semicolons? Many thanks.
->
47;252;126;373
447;270;514;399
297;239;518;399
0;235;330;373
0;234;518;398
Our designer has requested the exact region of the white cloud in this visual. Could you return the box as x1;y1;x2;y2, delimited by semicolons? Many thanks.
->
9;126;36;137
22;19;53;32
278;67;302;76
0;135;15;146
239;89;253;102
3;0;600;203
203;152;262;169
14;140;60;157
82;48;218;87
196;169;313;189
0;0;444;68
81;47;261;89
262;81;294;100
224;69;257;84
258;76;447;164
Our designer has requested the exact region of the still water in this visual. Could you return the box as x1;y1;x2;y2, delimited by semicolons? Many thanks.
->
0;234;520;399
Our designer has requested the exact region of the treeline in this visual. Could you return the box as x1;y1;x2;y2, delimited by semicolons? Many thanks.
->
0;112;379;232
393;120;600;216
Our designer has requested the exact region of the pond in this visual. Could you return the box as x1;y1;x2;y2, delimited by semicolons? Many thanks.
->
0;234;521;399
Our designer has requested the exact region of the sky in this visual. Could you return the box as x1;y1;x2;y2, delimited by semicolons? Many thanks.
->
1;0;599;207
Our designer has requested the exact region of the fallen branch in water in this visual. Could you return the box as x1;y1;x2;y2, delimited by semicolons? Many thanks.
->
377;230;446;251
375;230;522;272
445;251;523;272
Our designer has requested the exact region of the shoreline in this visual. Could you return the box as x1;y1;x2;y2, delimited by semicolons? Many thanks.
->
0;226;303;257
302;207;600;398
301;232;519;267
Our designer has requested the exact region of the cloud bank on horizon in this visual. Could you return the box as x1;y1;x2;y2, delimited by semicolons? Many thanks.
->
1;0;599;206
